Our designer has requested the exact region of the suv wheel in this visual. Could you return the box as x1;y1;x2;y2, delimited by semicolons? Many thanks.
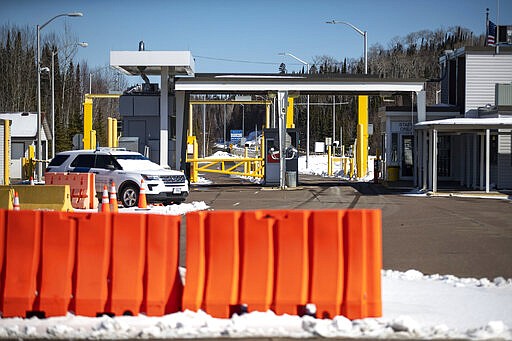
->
120;184;139;207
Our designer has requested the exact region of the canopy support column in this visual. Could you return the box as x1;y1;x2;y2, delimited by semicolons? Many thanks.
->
432;129;438;193
160;66;169;166
277;90;288;189
485;129;490;193
175;90;187;170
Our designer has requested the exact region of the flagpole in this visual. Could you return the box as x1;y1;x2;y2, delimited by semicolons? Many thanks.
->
496;0;500;54
486;8;489;47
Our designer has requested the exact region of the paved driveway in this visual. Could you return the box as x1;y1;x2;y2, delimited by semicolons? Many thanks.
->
186;174;512;279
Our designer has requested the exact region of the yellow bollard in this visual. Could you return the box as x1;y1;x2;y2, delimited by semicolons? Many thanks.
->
107;117;113;147
188;135;199;184
244;147;248;173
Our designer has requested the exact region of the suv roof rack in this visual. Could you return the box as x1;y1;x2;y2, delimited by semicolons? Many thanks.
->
95;147;127;152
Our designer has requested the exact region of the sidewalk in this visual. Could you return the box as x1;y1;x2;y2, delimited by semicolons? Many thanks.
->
383;179;512;200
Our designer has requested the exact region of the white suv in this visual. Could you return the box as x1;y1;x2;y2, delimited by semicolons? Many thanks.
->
45;148;189;207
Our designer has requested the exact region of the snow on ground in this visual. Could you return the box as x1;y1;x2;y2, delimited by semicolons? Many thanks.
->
119;201;210;215
299;154;375;182
205;151;241;159
78;201;210;215
0;270;510;339
195;176;213;185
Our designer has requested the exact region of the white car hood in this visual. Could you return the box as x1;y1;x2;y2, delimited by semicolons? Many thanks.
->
117;159;182;175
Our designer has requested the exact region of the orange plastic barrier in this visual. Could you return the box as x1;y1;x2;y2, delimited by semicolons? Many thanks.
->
0;209;185;318
238;211;274;313
365;209;383;318
2;210;42;317
0;208;381;320
0;210;5;312
182;211;207;312
309;210;345;319
37;211;77;317
202;211;241;318
142;214;182;315
108;213;146;316
45;172;97;209
183;209;382;320
72;212;111;316
342;210;382;319
271;210;310;315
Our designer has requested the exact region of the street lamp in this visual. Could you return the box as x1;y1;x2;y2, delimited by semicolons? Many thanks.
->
327;19;369;178
326;20;367;74
37;11;83;181
278;52;311;168
50;41;87;158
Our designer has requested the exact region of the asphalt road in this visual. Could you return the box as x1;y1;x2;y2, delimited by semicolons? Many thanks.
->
185;173;512;279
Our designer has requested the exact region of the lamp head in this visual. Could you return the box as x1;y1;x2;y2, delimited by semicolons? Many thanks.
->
278;52;286;56
78;42;88;47
67;12;83;17
326;20;336;24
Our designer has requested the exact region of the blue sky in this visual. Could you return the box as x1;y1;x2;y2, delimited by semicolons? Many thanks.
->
1;0;511;74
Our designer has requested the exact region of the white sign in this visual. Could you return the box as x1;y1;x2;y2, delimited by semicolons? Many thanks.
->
235;95;251;101
314;142;325;153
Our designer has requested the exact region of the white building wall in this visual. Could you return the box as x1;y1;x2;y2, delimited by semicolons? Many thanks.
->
465;54;512;116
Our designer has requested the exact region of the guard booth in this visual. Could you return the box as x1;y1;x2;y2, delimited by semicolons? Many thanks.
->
264;128;298;187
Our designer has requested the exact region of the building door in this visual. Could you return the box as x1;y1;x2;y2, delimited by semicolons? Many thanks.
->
127;120;146;154
401;135;414;177
10;142;25;179
437;135;451;177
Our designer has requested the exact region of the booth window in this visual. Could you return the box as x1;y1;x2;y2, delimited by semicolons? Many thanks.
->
11;142;24;159
391;133;398;163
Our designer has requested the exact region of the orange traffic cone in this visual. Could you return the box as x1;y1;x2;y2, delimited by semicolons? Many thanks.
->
109;182;118;212
13;191;20;211
100;185;110;212
138;179;147;208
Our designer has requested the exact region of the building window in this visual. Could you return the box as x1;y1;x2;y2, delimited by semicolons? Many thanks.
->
391;133;398;163
169;116;177;139
11;142;25;159
401;135;414;177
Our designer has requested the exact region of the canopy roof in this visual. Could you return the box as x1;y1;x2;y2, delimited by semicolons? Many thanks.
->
174;73;425;95
110;51;195;76
415;117;512;131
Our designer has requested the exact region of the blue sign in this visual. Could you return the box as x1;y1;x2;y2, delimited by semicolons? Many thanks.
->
230;130;243;143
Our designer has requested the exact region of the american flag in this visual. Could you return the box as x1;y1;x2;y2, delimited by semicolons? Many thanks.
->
487;20;497;46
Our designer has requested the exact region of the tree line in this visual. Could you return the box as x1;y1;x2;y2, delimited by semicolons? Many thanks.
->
0;23;126;153
1;23;484;157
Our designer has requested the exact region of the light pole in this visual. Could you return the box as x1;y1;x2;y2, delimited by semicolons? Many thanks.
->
240;104;245;137
279;52;311;168
50;41;87;159
37;12;83;181
326;20;367;74
327;19;369;178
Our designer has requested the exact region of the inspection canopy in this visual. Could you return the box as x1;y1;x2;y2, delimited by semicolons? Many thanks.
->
110;51;195;76
174;73;425;94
